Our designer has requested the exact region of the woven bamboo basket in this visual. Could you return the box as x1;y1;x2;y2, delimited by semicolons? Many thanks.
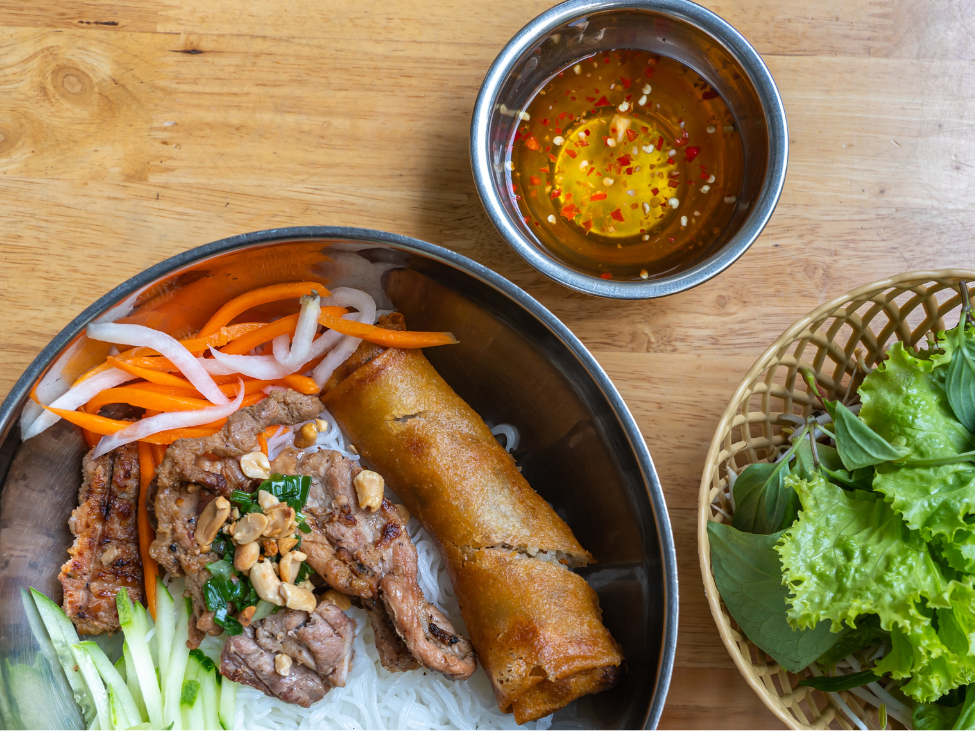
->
698;269;975;730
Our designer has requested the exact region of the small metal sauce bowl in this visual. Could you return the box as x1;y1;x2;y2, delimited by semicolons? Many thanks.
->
471;0;788;299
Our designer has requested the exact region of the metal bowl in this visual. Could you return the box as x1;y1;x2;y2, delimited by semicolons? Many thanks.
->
470;0;788;299
0;228;678;729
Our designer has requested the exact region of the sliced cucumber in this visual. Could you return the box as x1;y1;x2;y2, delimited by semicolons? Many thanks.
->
29;587;96;724
116;589;164;728
71;644;110;730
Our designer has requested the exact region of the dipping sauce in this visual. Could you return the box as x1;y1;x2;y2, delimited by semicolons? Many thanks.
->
506;50;744;281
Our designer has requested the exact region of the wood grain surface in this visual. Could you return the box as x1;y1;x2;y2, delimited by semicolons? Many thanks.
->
1;0;973;727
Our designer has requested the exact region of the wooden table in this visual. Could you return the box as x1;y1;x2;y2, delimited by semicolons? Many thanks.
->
1;0;972;726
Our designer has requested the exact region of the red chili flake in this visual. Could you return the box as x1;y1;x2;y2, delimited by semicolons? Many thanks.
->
641;126;649;134
700;169;710;180
644;66;654;78
593;87;601;93
561;203;577;217
685;146;700;162
540;166;550;173
651;188;659;195
626;129;639;142
567;113;575;120
554;126;562;134
626;94;633;101
514;131;522;141
563;90;571;96
626;167;633;175
529;176;541;185
600;272;612;279
616;154;632;166
602;137;612;146
541;118;549;126
590;192;608;201
702;90;719;100
579;140;589;147
657;136;664;149
523;216;530;224
595;96;610;106
548;153;557;162
585;96;596;103
583;220;593;231
534;221;540;226
668;236;676;243
525;136;541;151
558;112;567;120
564;193;573;202
610;208;625;222
570;96;577;101
604;57;611;64
630;202;639;209
620;76;632;89
667;158;674;164
674;129;690;147
529;189;538;198
551;188;562;199
565;149;578;158
545;146;551;153
587;167;595;176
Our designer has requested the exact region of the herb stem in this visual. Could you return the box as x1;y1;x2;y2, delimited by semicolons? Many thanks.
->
901;450;975;468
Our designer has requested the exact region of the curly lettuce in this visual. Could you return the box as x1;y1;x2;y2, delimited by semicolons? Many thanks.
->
776;474;949;633
776;473;975;701
860;341;975;544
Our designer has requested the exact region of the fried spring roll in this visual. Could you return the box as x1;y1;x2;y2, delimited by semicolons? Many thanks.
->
322;317;622;723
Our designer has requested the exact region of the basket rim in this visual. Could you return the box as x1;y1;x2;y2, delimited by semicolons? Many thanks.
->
696;267;975;730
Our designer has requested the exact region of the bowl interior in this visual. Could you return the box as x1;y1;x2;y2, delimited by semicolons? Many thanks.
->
481;4;772;284
0;232;675;729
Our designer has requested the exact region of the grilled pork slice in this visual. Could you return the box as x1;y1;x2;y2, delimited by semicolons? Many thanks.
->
149;390;325;647
271;448;477;681
59;443;144;635
220;601;355;707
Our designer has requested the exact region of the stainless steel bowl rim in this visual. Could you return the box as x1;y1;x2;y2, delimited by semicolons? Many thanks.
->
0;226;678;729
470;0;789;299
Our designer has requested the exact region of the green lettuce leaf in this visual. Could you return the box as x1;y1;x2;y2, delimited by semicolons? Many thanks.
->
860;341;975;543
778;472;975;701
874;583;975;701
860;342;973;458
776;473;950;635
707;522;840;673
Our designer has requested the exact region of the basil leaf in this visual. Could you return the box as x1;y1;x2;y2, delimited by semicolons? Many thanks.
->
795;438;845;478
798;669;879;692
820;464;875;492
947;318;975;432
956;684;975;730
732;460;800;535
914;702;963;730
260;474;311;511
834;401;911;470
707;522;840;672
815;615;887;668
